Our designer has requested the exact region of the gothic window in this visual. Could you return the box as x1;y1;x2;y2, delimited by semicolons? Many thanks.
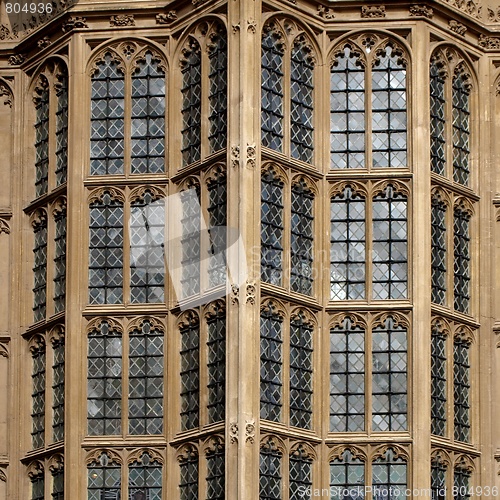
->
34;76;49;197
87;321;122;435
53;205;67;313
261;169;284;286
431;458;447;500
330;449;365;497
207;173;227;288
179;448;199;500
372;185;408;300
87;452;121;500
55;72;68;185
289;314;313;429
453;207;470;314
52;337;65;442
90;54;125;175
330;317;365;432
259;439;282;500
261;28;284;152
431;331;447;437
31;338;46;449
330;186;366;300
452;73;470;186
372;448;407;498
290;180;314;295
430;63;446;176
206;445;225;500
260;303;283;422
32;213;48;322
88;191;124;304
51;465;64;500
206;305;226;423
180;314;200;430
31;471;45;500
289;446;312;500
431;197;447;305
128;452;163;500
454;339;470;442
130;190;165;303
128;320;164;435
181;40;202;166
454;466;471;500
372;317;407;431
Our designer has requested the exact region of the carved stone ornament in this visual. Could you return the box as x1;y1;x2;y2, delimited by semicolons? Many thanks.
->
409;4;434;18
361;5;386;18
0;24;17;41
441;0;481;19
246;144;256;169
230;284;239;305
0;467;6;482
229;421;238;444
478;35;500;49
317;5;335;19
156;10;178;25
0;342;9;358
48;454;64;474
246;281;256;305
231;145;240;168
37;36;51;49
245;419;256;444
26;461;44;480
247;19;257;34
0;217;11;235
449;20;467;36
110;15;135;27
8;54;25;65
488;7;500;22
62;16;88;33
85;449;122;466
0;83;11;108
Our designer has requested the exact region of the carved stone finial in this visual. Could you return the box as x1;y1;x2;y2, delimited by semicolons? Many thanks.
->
361;5;386;18
110;14;135;27
317;5;335;19
409;4;433;18
62;16;88;33
156;10;177;25
449;20;467;36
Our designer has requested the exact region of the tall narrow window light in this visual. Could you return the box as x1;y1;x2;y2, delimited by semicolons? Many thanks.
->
431;197;447;305
54;71;68;185
179;448;199;500
371;45;407;168
206;444;225;500
30;469;45;500
88;191;124;304
129;320;164;434
431;457;447;500
87;321;122;435
330;449;365;495
452;71;470;186
454;339;471;443
53;205;67;313
87;452;121;499
261;169;284;286
372;185;408;300
290;37;314;163
52;336;65;442
289;314;313;429
372;448;407;497
206;305;226;423
51;464;64;500
207;173;227;288
372;317;407;431
289;446;312;500
330;317;365;432
330;186;366;300
31;338;46;449
330;46;365;169
131;53;166;174
128;452;163;499
431;330;447;437
290;180;314;295
181;39;202;166
430;62;446;176
34;76;49;197
90;53;125;175
260;304;283;422
453;207;471;314
454;466;472;500
259;439;282;500
180;314;200;430
32;213;48;322
261;28;284;152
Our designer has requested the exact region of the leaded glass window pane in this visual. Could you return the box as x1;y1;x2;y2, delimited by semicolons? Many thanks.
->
430;63;446;176
260;304;283;422
330;187;366;300
180;451;199;500
207;175;227;288
330;46;365;169
289;446;312;500
207;306;226;423
431;199;447;305
207;448;225;500
52;339;65;442
33;218;48;322
330;318;365;432
181;40;202;166
31;475;44;500
129;321;164;435
31;342;46;449
208;30;228;153
372;46;407;168
454;468;471;500
330;450;365;500
372;317;407;431
180;316;200;430
291;181;314;295
34;78;49;197
261;170;284;286
453;209;470;314
52;468;64;500
454;340;470;442
89;192;124;304
290;39;314;163
55;73;68;185
290;315;313;429
130;191;165;304
452;73;470;186
90;54;125;175
259;440;282;500
372;449;407;500
87;321;122;435
131;53;166;174
88;453;121;500
372;186;407;300
261;29;284;152
431;460;447;500
129;452;162;500
431;332;447;436
53;209;67;313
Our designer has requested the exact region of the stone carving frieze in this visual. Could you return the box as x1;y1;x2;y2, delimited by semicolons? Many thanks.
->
439;0;481;19
479;35;500;49
488;7;500;22
449;20;467;36
409;4;434;18
317;5;335;20
361;5;386;18
156;11;178;25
